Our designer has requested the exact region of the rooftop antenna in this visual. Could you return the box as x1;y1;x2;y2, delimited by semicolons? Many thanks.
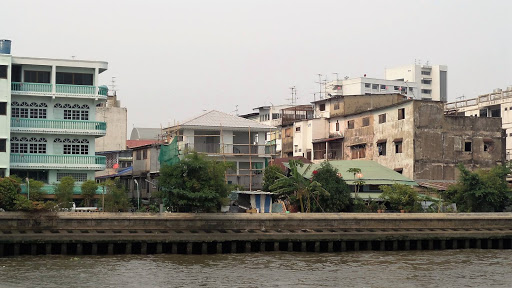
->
344;76;349;80
456;95;465;101
316;74;323;99
109;77;117;96
403;80;416;99
71;56;76;60
332;73;339;82
232;105;239;115
286;86;297;104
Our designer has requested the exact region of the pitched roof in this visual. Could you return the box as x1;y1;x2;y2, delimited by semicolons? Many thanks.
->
170;110;274;131
292;160;417;186
130;127;162;140
126;140;161;149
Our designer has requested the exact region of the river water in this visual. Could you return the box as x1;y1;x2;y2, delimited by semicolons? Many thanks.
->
1;250;511;288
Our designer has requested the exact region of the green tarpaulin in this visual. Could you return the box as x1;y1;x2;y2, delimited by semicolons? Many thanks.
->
159;137;180;166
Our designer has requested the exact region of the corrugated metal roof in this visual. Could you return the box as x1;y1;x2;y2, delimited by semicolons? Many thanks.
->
293;160;418;186
171;110;275;131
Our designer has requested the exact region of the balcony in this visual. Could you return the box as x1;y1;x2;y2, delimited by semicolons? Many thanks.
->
11;118;107;137
11;82;107;99
181;143;275;156
20;184;105;196
10;154;106;170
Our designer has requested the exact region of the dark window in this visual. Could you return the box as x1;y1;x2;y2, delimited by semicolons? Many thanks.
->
394;86;400;91
377;142;386;156
398;108;405;120
362;117;370;127
64;109;88;120
0;65;7;79
464;141;472;152
0;139;5;152
136;150;142;160
379;113;386;124
372;84;378;89
143;149;148;159
421;89;432;94
394;168;403;174
335;121;339;131
0;103;6;115
56;72;93;85
480;109;488;117
484;141;494;152
295;127;301;132
421;71;431;75
334;102;340;110
351;144;366;159
380;85;386;90
24;71;51;83
63;144;88;155
421;79;432;84
395;141;403;153
347;120;354;129
319;104;325;111
364;83;371;88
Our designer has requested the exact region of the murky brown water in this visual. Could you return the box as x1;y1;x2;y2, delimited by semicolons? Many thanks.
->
1;250;511;288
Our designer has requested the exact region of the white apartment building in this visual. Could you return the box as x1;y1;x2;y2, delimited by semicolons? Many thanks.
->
385;64;448;102
445;86;512;159
327;77;417;99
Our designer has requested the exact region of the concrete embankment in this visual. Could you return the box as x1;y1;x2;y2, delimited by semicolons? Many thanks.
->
1;212;512;256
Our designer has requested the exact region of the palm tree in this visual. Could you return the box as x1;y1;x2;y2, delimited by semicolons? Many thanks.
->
270;160;328;213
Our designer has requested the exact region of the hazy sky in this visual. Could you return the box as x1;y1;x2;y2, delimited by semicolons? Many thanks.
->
3;0;511;131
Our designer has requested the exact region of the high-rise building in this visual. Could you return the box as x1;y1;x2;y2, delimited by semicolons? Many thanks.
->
0;39;108;198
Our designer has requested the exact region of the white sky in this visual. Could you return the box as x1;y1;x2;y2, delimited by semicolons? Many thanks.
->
3;0;511;131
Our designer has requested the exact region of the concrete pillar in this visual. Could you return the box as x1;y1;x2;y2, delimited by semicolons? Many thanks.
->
46;244;52;255
31;244;37;255
367;241;372;251
231;242;237;253
392;241;398;251
156;243;163;254
245;242;251;253
328;242;333;253
464;239;470;249
452;240;458;249
379;241;385;251
476;239;481;249
428;240;433;250
108;244;114;255
13;244;20;256
201;243;208;255
287;242;293;252
354;241;360;251
487;239;492;249
77;243;83;255
301;242;307;252
186;243;192;254
61;244;67;255
416;240;422;250
314;242;320;253
91;244;98;255
404;240;410;251
142;243;148;254
341;241;347;252
440;240;446;250
274;242;279;252
126;243;132;254
499;239;504;249
217;243;223;254
260;242;265;252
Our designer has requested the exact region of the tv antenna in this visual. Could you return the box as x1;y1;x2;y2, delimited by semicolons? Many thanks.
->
287;86;298;104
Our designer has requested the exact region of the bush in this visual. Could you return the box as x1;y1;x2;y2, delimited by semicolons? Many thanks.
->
380;184;421;212
55;176;75;208
81;180;98;207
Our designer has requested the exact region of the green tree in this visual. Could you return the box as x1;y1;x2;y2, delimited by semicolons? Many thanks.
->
311;162;351;212
442;164;511;212
159;152;231;212
380;183;421;212
104;178;130;212
54;176;75;208
0;177;21;211
27;179;45;202
270;160;328;213
262;164;285;191
81;180;98;207
14;194;33;211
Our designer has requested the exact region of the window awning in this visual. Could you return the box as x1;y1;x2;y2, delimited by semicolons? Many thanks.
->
312;136;343;143
376;139;387;144
393;138;403;142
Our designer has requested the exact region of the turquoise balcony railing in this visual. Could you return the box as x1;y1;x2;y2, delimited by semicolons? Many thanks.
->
20;184;105;195
10;154;106;170
11;82;52;93
11;118;107;136
11;82;108;98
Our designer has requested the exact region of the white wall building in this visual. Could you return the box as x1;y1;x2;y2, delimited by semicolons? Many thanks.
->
385;64;448;102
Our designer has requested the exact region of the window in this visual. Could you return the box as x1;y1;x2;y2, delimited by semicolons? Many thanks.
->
57;173;88;182
335;121;339;131
11;102;47;119
364;83;371;88
372;84;378;90
351;144;366;159
409;87;414;92
295;127;301;132
0;103;6;115
272;113;281;119
319;104;325;111
362;117;370;127
294;145;298;153
464;141;472;152
421;89;432;94
394;86;399;91
11;137;47;154
334;102;340;110
398;108;405;120
377;141;386;156
347;120;354;129
378;113;386;124
421;71;431;76
401;87;407;94
394;139;403;153
64;109;88;120
30;108;47;119
136;150;142;160
56;72;93;85
143;149;148;159
24;70;51;83
0;139;5;152
421;79;432;85
394;168;403;174
63;144;88;155
0;65;7;79
380;85;386;90
484;140;494;152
